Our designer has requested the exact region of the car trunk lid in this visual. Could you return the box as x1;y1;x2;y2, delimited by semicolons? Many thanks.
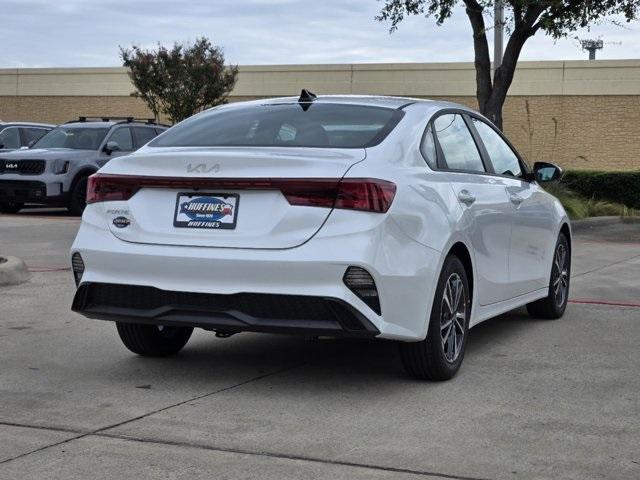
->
101;147;365;249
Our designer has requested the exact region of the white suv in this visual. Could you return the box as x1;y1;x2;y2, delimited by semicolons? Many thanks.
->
70;93;571;380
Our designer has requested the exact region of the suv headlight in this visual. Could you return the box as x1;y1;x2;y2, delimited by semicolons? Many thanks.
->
53;159;70;174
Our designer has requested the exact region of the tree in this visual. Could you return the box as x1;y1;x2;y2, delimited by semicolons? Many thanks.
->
120;37;239;123
377;1;639;130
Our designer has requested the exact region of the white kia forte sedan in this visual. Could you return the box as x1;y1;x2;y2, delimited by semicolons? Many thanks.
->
70;92;571;381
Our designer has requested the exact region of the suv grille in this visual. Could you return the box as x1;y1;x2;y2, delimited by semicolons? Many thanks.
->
0;159;46;175
0;180;47;201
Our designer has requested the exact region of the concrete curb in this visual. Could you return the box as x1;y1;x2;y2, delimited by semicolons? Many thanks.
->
571;216;640;233
0;256;31;286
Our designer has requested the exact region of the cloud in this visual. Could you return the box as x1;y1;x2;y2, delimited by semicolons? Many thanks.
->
0;0;637;68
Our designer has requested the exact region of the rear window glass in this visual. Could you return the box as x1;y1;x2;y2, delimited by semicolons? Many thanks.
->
150;103;403;149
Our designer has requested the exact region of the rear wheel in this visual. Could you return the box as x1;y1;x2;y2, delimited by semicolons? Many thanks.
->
526;232;570;319
68;176;88;216
116;323;193;357
399;255;470;381
0;202;23;214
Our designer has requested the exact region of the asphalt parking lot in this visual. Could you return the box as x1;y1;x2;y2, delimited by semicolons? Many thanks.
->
1;209;639;480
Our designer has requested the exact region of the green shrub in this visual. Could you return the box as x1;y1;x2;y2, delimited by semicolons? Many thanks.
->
542;183;587;219
541;182;635;220
561;170;640;209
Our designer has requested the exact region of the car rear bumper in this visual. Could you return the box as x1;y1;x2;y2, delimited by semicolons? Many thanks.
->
70;206;443;341
72;282;380;337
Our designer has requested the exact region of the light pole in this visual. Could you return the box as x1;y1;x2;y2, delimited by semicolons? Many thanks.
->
580;39;604;60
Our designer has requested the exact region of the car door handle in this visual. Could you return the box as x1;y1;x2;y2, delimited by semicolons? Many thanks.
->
457;190;476;206
509;194;524;206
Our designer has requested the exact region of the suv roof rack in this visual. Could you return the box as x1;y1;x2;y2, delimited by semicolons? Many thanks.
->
68;116;167;126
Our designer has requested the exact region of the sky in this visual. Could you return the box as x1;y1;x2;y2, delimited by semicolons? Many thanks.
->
1;0;638;68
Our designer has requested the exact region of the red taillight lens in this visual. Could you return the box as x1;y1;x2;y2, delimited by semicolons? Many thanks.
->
281;178;395;213
335;179;396;213
278;179;340;209
86;174;395;213
86;174;141;204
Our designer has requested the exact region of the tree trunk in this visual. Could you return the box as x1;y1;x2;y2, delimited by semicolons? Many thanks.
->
482;101;504;130
464;2;544;131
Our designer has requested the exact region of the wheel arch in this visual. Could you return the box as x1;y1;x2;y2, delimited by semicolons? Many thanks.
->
69;166;98;192
447;241;474;307
560;222;572;254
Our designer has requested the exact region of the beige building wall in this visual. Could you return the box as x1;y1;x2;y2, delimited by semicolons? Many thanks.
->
1;61;639;171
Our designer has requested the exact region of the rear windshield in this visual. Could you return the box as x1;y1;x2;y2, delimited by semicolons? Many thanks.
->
32;127;109;150
150;103;404;149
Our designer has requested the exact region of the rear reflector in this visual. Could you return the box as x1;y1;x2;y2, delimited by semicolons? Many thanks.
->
87;174;395;213
71;252;85;287
343;266;381;315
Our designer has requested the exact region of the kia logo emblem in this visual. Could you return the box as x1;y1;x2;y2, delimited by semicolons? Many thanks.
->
5;163;18;169
187;163;220;174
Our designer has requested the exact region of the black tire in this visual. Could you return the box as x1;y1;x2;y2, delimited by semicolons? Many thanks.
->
68;176;88;216
526;232;570;319
116;323;193;357
399;255;471;381
0;202;23;214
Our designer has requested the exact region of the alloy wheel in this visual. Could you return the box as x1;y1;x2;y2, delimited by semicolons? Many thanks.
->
440;273;466;362
552;243;569;307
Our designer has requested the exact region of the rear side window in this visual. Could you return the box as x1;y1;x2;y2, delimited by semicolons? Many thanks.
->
433;114;485;172
150;103;404;149
133;127;158;148
420;124;437;169
0;127;21;149
471;118;522;178
108;127;133;151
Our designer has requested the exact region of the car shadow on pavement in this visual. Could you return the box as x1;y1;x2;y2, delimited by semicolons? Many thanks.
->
85;307;542;388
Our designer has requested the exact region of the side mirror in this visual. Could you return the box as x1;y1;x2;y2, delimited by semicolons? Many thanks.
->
103;141;121;155
530;161;563;183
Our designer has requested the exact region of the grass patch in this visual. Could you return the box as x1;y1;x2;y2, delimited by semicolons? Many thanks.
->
542;182;637;220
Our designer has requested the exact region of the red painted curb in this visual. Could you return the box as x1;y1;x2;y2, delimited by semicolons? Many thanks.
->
569;299;640;308
28;266;71;272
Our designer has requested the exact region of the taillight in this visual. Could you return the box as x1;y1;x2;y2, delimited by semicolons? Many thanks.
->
86;174;141;204
86;174;395;213
335;179;396;213
280;178;395;213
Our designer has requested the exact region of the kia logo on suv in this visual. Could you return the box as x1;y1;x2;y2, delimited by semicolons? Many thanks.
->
5;163;18;170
